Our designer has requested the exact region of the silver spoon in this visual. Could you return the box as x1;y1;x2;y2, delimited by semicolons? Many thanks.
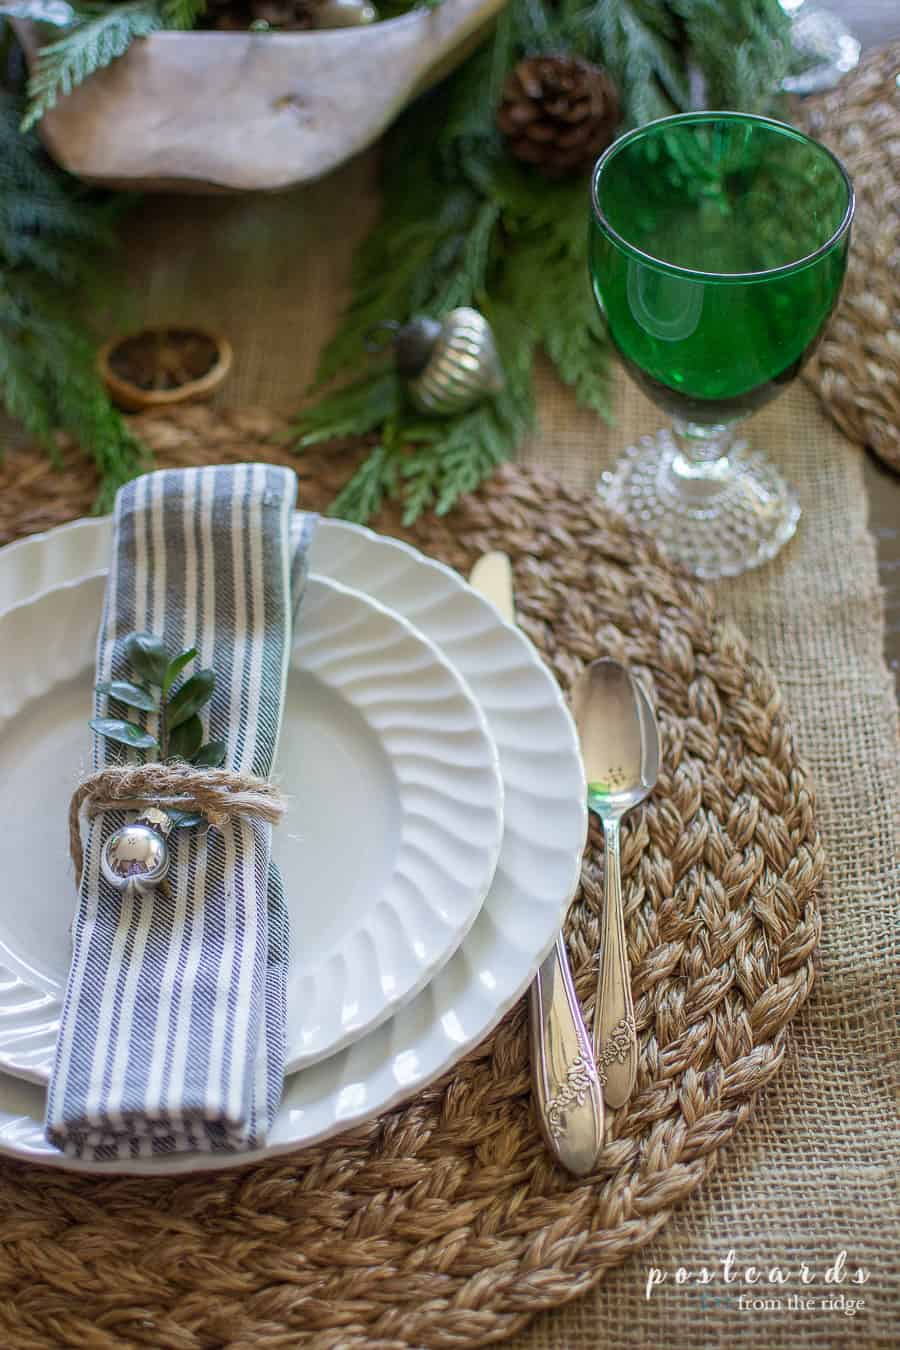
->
571;659;660;1109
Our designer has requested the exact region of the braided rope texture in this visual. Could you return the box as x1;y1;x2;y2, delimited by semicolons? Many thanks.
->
796;41;900;474
69;762;287;883
0;410;824;1350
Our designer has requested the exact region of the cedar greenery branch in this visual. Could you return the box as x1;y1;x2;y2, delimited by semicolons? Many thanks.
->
22;0;207;129
0;55;145;510
293;0;796;524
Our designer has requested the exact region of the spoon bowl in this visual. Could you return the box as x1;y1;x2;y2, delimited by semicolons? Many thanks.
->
572;659;658;814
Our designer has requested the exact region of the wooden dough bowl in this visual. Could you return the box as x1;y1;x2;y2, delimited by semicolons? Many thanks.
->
15;0;503;192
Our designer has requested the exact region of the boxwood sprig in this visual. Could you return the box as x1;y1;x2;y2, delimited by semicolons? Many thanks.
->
91;630;227;769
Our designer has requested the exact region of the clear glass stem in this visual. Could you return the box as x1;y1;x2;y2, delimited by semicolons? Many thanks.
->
669;419;738;502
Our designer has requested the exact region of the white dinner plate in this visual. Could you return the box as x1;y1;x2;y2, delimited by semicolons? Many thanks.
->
0;516;586;1172
0;571;503;1081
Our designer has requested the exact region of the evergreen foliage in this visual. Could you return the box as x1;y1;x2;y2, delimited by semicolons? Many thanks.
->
19;0;206;127
0;0;795;519
0;75;144;508
293;0;794;524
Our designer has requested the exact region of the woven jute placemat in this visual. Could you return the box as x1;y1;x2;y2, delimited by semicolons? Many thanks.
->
795;41;900;473
0;407;824;1349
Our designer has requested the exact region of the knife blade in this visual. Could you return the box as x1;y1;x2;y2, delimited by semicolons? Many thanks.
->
468;552;515;625
469;550;604;1177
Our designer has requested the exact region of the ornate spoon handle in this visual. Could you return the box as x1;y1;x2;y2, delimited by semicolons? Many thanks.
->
530;934;604;1177
594;817;638;1108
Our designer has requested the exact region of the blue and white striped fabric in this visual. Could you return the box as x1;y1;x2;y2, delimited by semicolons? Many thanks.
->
46;464;316;1161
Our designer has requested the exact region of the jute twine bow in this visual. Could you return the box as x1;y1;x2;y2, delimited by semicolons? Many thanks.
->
69;763;286;885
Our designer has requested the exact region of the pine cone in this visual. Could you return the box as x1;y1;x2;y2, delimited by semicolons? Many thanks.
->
497;54;620;178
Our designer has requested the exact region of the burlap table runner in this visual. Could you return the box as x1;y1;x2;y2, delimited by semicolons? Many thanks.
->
510;371;900;1350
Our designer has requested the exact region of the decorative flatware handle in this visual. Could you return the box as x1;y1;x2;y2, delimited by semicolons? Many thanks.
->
530;934;604;1177
468;549;603;1175
594;817;638;1108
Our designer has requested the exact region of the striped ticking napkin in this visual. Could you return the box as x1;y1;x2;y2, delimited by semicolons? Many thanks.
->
46;464;316;1161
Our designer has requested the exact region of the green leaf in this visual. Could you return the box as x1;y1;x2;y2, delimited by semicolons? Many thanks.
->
0;2;78;24
95;679;158;712
167;714;204;761
89;717;158;751
162;646;197;695
327;443;396;524
167;669;215;729
193;740;228;768
159;0;205;27
168;809;206;830
123;632;169;686
293;371;401;448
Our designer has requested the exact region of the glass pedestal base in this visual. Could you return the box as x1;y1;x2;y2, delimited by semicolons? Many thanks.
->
598;429;801;580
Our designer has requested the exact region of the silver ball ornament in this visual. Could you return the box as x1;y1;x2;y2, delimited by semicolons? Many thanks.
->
101;811;172;897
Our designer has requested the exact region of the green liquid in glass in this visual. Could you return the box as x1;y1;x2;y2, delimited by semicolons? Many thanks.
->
589;116;852;424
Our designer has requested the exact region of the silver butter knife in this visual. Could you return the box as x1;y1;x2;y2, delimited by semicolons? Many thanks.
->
469;551;604;1177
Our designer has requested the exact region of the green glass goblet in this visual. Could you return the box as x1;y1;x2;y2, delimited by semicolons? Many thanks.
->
589;111;854;579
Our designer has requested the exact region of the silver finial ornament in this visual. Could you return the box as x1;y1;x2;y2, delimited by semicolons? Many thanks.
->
395;308;505;416
101;808;173;898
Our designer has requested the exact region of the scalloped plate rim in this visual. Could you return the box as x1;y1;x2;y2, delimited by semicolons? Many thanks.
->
0;570;504;1080
0;516;587;1173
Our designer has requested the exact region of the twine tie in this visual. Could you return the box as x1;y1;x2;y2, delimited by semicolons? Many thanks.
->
69;762;286;885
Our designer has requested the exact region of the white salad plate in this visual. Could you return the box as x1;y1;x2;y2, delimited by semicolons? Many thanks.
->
0;516;586;1173
0;571;504;1081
